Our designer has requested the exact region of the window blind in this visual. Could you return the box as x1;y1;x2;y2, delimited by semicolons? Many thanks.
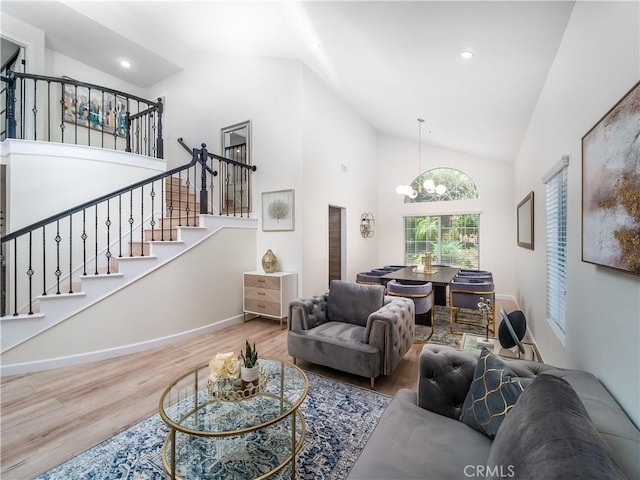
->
545;164;568;333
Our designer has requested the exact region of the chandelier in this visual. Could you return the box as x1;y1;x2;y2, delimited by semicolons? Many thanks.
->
396;118;447;198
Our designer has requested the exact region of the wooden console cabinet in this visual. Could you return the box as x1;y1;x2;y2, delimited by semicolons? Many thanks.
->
243;271;298;329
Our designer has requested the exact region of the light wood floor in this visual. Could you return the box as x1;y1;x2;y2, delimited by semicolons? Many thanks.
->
0;298;516;479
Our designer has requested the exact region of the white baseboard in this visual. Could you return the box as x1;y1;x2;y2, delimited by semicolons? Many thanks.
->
0;315;244;377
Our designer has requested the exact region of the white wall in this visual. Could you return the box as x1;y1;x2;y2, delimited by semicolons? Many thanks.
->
515;1;640;426
45;49;147;98
377;134;516;297
1;13;45;73
1;140;165;231
1;225;256;366
300;66;379;295
149;52;305;282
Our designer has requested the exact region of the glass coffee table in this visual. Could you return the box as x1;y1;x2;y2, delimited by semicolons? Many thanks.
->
159;358;308;479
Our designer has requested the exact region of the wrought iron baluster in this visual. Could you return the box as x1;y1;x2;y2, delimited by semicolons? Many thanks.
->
31;80;38;140
94;205;98;275
81;209;87;275
101;91;105;149
129;190;134;256
47;80;51;141
42;227;47;295
105;199;112;274
55;219;62;294
194;163;199;219
140;185;144;256
68;215;73;293
73;84;78;144
168;176;174;241
27;231;34;314
19;75;25;139
59;83;65;142
118;195;123;258
87;87;91;146
225;164;230;216
160;179;165;241
12;238;18;315
185;166;191;226
150;182;156;241
209;156;215;215
151;112;157;157
178;171;182;227
156;98;164;159
0;242;6;316
135;100;140;154
144;111;149;156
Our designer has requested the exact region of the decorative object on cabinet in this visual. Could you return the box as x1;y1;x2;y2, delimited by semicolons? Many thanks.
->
243;271;298;329
261;249;277;273
262;189;295;231
360;212;375;238
582;80;640;275
517;191;534;250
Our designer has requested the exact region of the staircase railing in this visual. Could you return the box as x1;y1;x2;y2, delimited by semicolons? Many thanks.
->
1;71;163;158
1;140;256;317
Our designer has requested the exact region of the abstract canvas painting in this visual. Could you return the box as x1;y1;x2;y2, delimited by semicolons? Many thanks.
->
582;81;640;275
63;84;127;136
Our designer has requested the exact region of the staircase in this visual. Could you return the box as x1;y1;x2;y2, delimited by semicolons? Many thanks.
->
0;175;249;355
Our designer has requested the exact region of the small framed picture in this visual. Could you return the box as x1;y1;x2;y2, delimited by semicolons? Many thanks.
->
517;191;534;250
262;189;295;231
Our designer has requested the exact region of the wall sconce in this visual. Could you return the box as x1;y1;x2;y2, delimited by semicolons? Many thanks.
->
360;212;375;238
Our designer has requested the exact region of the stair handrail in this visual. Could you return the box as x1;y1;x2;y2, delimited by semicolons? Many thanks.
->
177;137;257;171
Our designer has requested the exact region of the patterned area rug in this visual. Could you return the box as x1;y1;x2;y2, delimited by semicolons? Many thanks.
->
36;372;390;480
415;305;490;346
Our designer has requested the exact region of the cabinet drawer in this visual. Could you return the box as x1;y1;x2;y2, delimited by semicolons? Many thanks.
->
244;287;280;303
244;274;280;291
244;298;280;317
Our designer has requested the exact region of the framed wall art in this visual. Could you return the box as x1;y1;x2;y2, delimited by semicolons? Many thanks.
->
582;81;640;275
517;191;534;250
63;84;128;136
262;189;295;231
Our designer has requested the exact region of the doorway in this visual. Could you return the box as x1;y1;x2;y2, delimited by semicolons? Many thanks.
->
328;206;345;286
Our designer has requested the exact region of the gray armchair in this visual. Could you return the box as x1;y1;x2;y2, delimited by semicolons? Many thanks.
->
288;280;414;388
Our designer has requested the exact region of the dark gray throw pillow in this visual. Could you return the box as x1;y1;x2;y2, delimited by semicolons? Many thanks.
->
459;348;532;438
487;374;626;480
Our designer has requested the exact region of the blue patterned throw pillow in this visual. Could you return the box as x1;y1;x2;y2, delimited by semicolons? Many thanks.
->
459;348;532;438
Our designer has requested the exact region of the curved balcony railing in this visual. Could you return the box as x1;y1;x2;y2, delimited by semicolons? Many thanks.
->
1;71;163;158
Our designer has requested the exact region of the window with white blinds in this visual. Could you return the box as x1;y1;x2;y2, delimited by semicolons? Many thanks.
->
544;161;568;333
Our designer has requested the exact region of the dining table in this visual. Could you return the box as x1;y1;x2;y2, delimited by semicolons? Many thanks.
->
380;266;460;306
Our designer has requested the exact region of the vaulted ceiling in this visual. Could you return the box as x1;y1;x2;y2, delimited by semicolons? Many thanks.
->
1;1;575;162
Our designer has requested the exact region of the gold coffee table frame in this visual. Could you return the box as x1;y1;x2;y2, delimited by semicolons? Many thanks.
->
158;358;309;480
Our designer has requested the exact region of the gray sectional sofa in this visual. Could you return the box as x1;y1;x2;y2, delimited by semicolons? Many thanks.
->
347;344;640;480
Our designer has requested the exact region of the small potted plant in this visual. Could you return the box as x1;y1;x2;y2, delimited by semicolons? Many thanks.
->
239;340;260;388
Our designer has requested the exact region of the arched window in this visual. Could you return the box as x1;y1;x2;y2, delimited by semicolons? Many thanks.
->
404;168;478;203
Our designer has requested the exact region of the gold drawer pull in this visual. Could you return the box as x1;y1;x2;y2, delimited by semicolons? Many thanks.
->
258;291;266;296
258;304;265;308
257;279;266;283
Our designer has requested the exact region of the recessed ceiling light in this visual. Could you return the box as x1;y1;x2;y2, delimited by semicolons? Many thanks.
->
460;50;475;60
120;60;131;69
